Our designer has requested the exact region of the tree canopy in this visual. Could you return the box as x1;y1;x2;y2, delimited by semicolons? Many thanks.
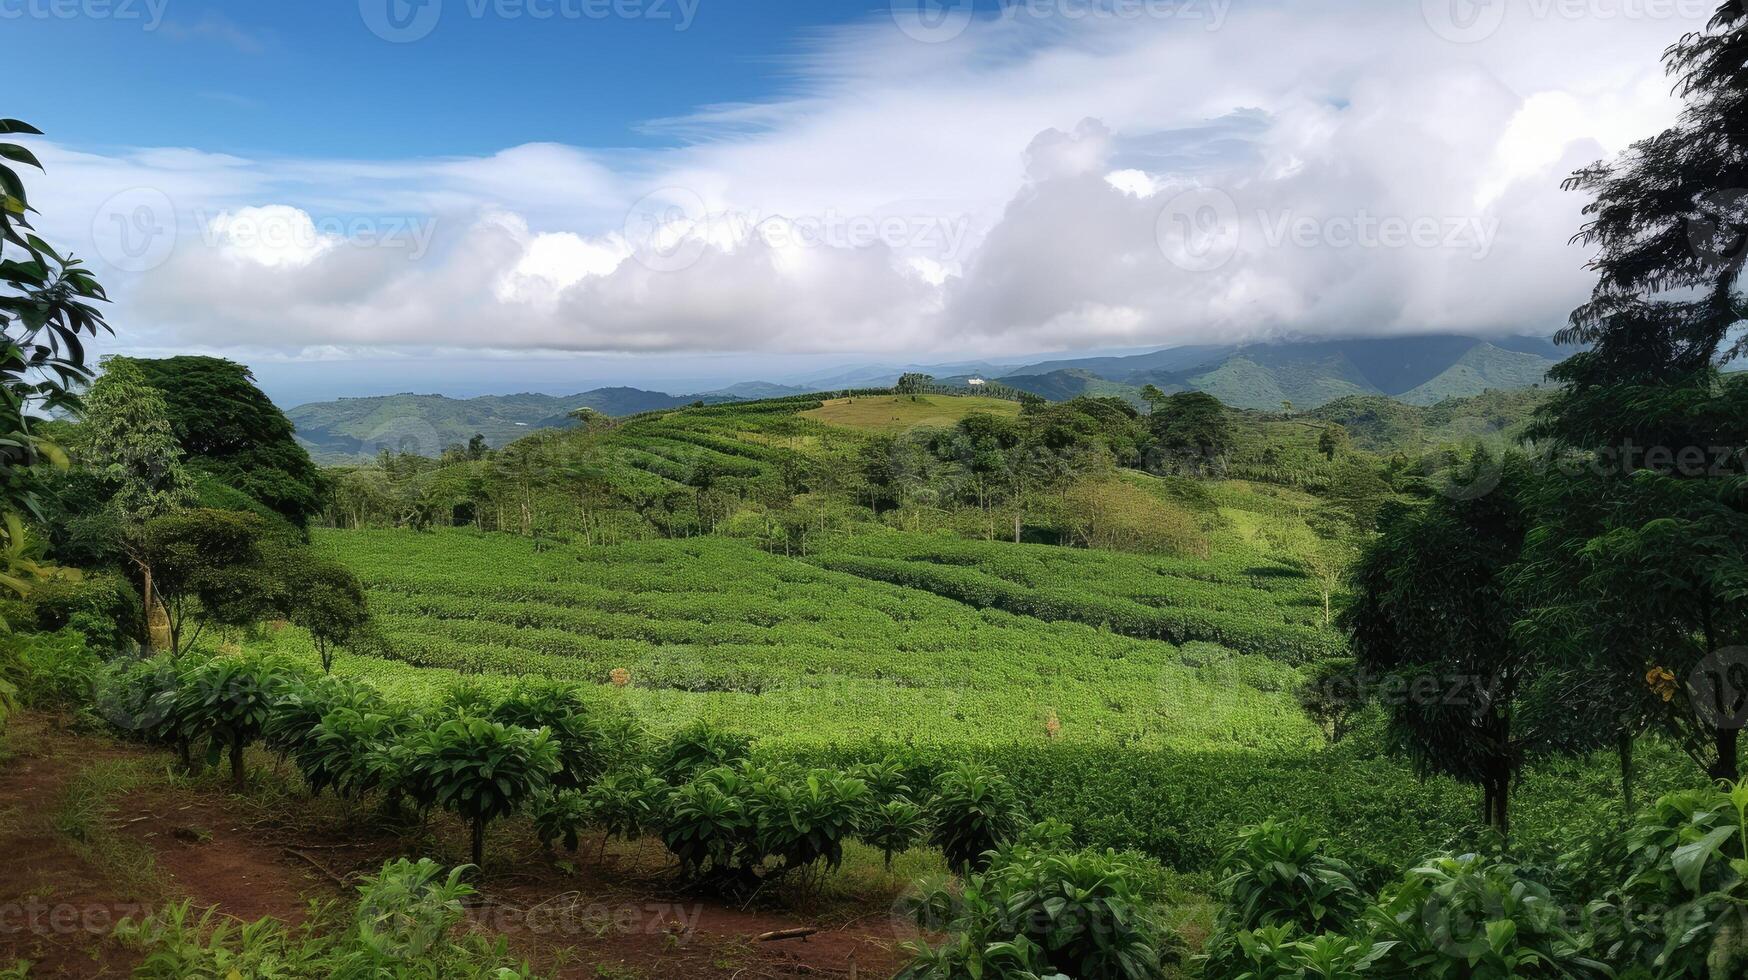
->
125;356;326;527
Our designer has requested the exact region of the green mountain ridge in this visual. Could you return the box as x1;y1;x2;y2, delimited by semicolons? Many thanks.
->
998;335;1562;410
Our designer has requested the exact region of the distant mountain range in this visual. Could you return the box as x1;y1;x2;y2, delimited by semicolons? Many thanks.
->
286;333;1570;460
987;334;1565;410
286;385;803;461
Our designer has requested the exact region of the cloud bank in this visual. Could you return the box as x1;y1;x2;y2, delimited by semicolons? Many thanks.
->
25;0;1709;362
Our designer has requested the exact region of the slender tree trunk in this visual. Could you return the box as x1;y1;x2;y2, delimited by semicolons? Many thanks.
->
1619;732;1636;812
1711;725;1739;783
230;738;246;792
472;816;487;869
140;564;156;648
1013;512;1021;544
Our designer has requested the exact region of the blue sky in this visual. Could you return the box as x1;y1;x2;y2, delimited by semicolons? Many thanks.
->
10;0;1709;405
10;1;885;156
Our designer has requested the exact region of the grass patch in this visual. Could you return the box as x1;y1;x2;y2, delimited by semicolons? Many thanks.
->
802;394;1022;433
52;758;164;897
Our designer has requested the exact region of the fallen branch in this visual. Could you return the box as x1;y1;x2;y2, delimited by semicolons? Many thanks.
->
758;928;818;943
283;847;350;888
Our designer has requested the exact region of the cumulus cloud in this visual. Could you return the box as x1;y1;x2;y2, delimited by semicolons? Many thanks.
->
19;0;1710;360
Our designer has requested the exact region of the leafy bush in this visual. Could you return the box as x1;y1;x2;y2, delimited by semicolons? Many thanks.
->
900;837;1182;980
531;790;591;852
659;764;764;886
927;763;1025;872
863;798;928;870
172;656;289;789
754;769;871;874
400;717;560;868
1581;783;1748;975
579;768;671;846
489;682;609;791
653;721;753;784
264;673;384;759
294;707;406;801
3;628;102;709
1213;820;1366;935
1366;854;1608;978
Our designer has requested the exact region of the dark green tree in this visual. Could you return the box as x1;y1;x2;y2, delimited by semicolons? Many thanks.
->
1520;2;1748;783
1146;391;1233;477
1342;450;1551;834
278;551;369;674
128;357;325;527
139;509;275;655
894;373;934;396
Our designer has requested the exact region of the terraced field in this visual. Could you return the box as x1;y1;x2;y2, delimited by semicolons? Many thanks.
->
277;528;1319;753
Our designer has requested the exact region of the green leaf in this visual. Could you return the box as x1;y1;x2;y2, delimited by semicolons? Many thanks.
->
1671;825;1735;893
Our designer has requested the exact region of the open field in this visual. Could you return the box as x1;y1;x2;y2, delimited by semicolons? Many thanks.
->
801;394;1023;432
236;525;1687;881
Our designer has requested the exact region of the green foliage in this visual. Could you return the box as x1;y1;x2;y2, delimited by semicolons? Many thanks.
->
127;356;326;526
926;762;1025;873
174;656;286;788
294;707;406;801
74;357;196;529
654;721;753;785
401;717;561;867
1148;391;1234;477
117;858;535;978
141;508;277;655
2;627;102;709
755;768;871;873
578;768;671;845
1367;854;1607;978
489;682;610;792
900;835;1182;980
531;789;591;852
1201;821;1367;975
1343;449;1553;831
863;798;928;869
276;551;369;674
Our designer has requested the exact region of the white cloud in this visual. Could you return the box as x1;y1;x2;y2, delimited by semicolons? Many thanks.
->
18;0;1710;360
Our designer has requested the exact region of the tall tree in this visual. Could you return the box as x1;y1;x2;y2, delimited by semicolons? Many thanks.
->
0;116;110;613
1521;2;1748;782
1343;450;1550;835
1147;391;1233;477
128;356;326;527
76;358;196;640
277;551;369;674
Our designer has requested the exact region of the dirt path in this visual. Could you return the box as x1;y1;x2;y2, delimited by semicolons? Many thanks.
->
0;713;908;978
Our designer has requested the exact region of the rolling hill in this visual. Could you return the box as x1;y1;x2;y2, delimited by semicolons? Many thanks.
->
286;388;734;461
998;334;1565;410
